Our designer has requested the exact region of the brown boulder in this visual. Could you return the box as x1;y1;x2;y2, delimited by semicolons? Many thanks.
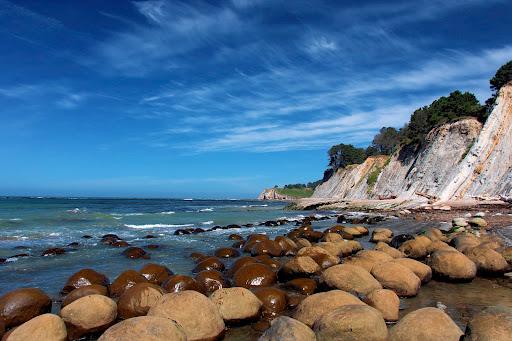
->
194;270;229;295
389;307;463;341
251;240;283;257
215;247;240;258
117;283;164;319
399;239;428;259
464;305;512;341
41;248;66;257
465;246;508;275
210;287;262;322
259;316;316;341
293;290;365;327
285;278;317;295
364;289;399;321
62;268;109;294
98;316;187;341
429;249;477;281
371;262;421;297
7;314;67;341
62;285;108;307
370;228;393;243
252;287;287;320
275;236;298;256
279;256;321;280
226;257;258;276
233;263;277;288
148;291;225;341
0;288;51;328
321;233;342;242
110;270;148;298
451;234;481;253
161;275;202;293
321;264;382;295
374;242;403;258
193;256;225;273
313;304;387;341
391;258;432;283
122;247;150;259
139;263;173;285
228;234;244;241
297;247;339;268
60;294;117;340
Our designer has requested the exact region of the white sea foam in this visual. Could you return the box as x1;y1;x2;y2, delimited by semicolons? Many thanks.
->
124;223;194;229
183;198;194;201
9;218;22;221
159;211;175;215
202;220;214;225
199;208;214;212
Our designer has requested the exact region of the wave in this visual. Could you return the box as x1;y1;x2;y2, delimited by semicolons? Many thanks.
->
202;220;214;225
111;213;145;217
124;223;195;229
199;208;214;212
67;208;85;214
241;204;269;208
183;198;194;201
158;211;175;215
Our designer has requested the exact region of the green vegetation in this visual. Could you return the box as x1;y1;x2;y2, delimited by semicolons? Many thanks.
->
275;187;314;198
372;127;401;155
486;60;512;113
328;143;367;170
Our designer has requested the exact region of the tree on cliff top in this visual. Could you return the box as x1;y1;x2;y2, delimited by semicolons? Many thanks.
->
486;60;512;113
328;143;367;170
371;127;400;155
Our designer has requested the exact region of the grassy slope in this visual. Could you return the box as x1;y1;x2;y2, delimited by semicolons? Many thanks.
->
276;187;314;198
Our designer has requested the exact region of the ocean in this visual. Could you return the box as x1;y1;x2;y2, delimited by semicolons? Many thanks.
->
0;197;320;297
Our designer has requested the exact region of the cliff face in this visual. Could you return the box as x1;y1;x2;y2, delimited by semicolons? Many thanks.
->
258;188;295;200
311;83;512;203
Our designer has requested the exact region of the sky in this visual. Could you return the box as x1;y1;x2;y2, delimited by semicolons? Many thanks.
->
0;0;511;198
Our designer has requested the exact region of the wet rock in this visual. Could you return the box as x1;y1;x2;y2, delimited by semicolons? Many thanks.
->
301;230;323;243
110;270;148;298
122;247;150;259
62;269;110;294
313;305;388;341
60;294;117;340
161;275;202;293
321;264;382;295
274;236;298;256
389;307;463;341
228;234;244;241
364;288;399;321
427;240;453;253
297;246;339;268
111;240;130;247
279;256;320;280
465;246;508;275
41;248;66;257
429;249;477;281
252;287;287;320
391;258;432;283
67;242;80;247
62;285;108;307
195;270;229;295
341;226;362;238
232;241;245;249
210;287;262;322
144;234;157;239
82;235;93;239
371;261;421;297
354;225;369;235
226;257;258;277
7;314;67;341
293;290;365;327
148;291;225;341
215;247;241;258
464;305;512;341
284;278;317;295
190;252;208;262
145;244;159;249
399;239;428;259
374;242;403;258
321;232;342;242
254;255;281;270
193;256;225;273
233;263;277;289
0;288;52;328
139;263;174;285
294;238;312;248
286;293;305;310
259;316;315;341
98;316;186;341
174;229;191;235
117;283;164;319
370;228;393;243
390;234;415;249
251;240;283;257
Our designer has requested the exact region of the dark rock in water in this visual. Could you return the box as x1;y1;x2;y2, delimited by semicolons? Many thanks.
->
226;257;258;277
232;241;245;249
254;255;281;270
192;228;205;234
102;235;121;245
252;287;287;320
193;257;225;273
174;229;191;235
285;293;305;309
251;240;283;257
145;244;159;249
214;247;241;258
0;258;5;264
110;270;148;298
228;234;244;241
111;240;130;247
226;224;241;229
252;320;271;332
285;278;317;295
102;234;120;239
302;230;323;243
122;247;150;260
162;275;203;293
13;246;29;250
264;220;279;227
390;234;415;249
62;268;110;294
82;235;93;239
233;263;276;289
41;247;66;256
62;284;108;307
190;252;209;263
139;263;174;285
117;282;164;319
244;223;254;227
67;242;80;247
144;234;157;239
0;288;52;328
10;253;30;259
195;270;230;295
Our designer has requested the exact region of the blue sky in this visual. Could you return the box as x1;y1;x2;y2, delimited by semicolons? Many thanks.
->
0;0;511;198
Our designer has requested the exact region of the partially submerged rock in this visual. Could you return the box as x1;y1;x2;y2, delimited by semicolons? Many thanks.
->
321;264;382;295
210;287;262;322
98;316;187;341
371;261;421;297
464;305;512;341
259;316;315;341
364;289;399;321
0;288;52;328
429;249;477;281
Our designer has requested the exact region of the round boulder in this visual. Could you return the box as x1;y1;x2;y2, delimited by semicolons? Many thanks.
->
399;239;428;259
252;287;287;320
62;268;109;294
62;285;108;307
214;247;241;258
429;249;477;281
122;247;150;259
195;270;229;295
371;261;421;297
233;263;276;289
7;314;67;341
139;263;173;285
464;305;512;341
279;256;321;280
374;242;403;258
391;258;432;283
161;275;202;293
98;316;187;341
259;316;316;341
193;257;225;273
321;264;382;295
148;291;225;341
60;294;117;340
364;289;399;321
313;304;387;341
0;288;52;328
209;287;262;322
285;278;317;295
293;290;365;327
117;283;164;319
389;307;463;341
465;246;508;275
110;270;148;298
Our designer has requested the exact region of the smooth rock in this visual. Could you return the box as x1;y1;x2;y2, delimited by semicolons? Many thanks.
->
259;316;316;341
110;270;148;298
117;283;164;319
364;289;399;321
161;275;202;293
62;285;109;307
98;316;187;341
391;258;432;283
321;264;382;295
210;287;262;322
429;249;477;281
371;262;421;297
7;314;67;341
62;269;109;294
0;288;52;328
195;270;229;295
464;305;512;341
139;263;174;285
233;263;277;289
252;287;287;320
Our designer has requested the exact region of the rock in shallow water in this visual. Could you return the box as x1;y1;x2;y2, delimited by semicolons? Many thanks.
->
62;284;108;307
258;316;315;341
210;287;262;322
117;283;164;319
464;305;512;341
0;288;52;328
62;268;110;294
321;264;382;295
98;316;187;341
429;249;477;281
233;263;276;289
139;263;174;285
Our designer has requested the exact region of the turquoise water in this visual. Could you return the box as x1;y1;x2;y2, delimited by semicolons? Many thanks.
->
0;197;321;297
